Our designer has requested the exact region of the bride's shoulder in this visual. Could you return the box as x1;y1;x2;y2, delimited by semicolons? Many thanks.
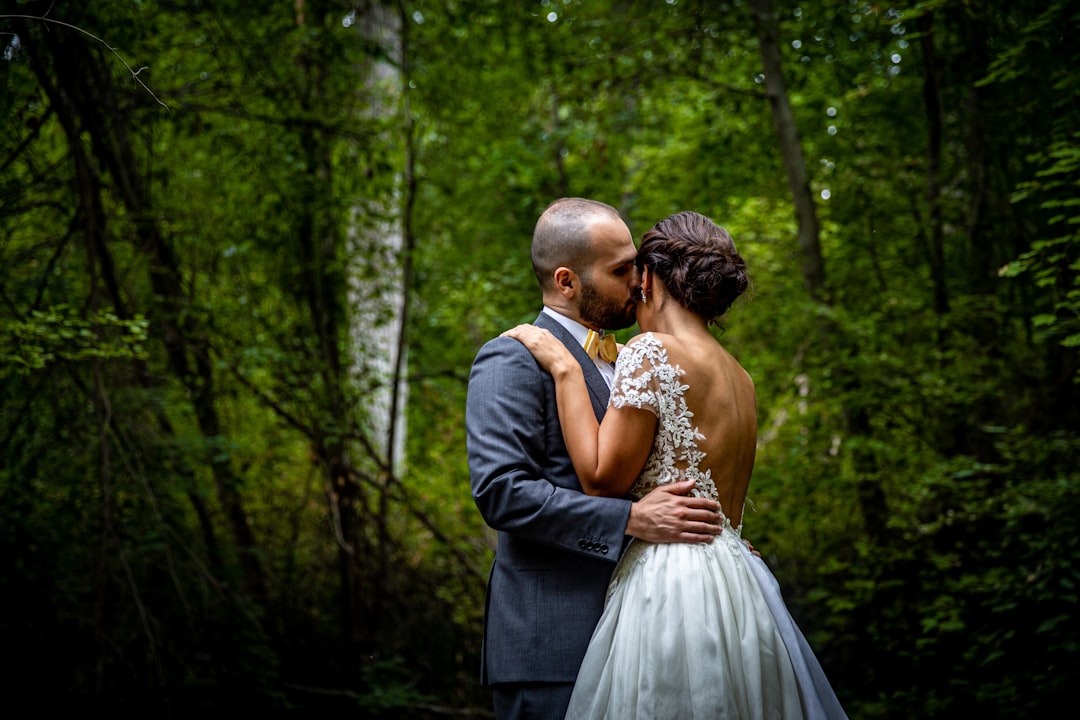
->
622;332;678;363
625;331;676;348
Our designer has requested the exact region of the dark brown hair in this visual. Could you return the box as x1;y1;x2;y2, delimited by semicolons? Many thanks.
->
636;211;749;324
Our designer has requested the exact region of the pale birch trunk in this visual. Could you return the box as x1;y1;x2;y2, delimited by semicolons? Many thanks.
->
347;1;408;475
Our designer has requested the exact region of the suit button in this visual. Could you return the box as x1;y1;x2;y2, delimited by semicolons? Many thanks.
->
600;544;609;554
578;539;586;548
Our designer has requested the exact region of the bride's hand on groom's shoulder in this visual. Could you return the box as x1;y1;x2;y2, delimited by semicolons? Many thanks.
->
502;324;576;376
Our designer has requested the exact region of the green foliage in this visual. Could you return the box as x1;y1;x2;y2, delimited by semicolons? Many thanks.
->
1;306;149;370
1;0;1078;716
1001;135;1080;356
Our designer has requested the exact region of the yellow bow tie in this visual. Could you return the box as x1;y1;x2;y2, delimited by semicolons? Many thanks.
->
584;329;619;363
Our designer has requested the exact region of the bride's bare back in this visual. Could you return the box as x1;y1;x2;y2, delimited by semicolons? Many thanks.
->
612;330;757;529
663;332;756;527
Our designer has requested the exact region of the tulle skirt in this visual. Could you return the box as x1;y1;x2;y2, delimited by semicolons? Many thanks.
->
564;532;847;720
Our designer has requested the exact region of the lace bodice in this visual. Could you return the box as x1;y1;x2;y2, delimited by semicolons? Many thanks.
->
611;333;740;534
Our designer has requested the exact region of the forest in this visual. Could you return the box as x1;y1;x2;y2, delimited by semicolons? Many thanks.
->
1;0;1078;717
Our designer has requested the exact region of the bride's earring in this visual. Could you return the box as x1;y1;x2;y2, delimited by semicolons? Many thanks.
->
638;288;648;304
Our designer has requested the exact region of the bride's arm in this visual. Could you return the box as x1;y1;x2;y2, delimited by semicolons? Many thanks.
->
548;362;655;496
501;325;655;496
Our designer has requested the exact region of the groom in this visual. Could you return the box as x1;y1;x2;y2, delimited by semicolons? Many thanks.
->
466;197;723;719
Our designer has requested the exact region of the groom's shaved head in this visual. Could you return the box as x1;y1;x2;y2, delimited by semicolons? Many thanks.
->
532;198;624;291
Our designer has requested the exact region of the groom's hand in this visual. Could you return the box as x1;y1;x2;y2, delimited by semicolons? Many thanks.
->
626;478;722;544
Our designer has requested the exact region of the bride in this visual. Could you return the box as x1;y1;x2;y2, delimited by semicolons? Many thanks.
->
503;211;848;720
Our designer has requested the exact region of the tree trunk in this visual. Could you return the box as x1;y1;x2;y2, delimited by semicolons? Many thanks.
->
750;0;826;300
291;2;369;643
748;1;892;542
917;11;950;316
345;0;411;641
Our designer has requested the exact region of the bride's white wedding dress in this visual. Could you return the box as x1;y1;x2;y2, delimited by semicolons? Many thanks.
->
565;334;848;720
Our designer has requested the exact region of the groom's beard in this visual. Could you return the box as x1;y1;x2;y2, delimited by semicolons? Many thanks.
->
579;282;636;331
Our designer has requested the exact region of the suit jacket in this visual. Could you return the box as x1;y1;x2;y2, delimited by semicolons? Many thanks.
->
466;311;633;685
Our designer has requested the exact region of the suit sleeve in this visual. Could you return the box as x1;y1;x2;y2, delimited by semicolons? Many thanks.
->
467;335;632;558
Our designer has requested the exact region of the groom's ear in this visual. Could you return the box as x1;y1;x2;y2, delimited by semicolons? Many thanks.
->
553;267;578;296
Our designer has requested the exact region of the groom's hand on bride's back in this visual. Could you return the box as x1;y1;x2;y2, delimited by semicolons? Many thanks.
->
625;478;723;544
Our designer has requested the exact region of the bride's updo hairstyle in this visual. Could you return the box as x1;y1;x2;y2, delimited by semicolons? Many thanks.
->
636;211;749;325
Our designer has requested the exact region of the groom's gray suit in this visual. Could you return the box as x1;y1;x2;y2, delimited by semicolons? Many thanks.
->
467;311;633;711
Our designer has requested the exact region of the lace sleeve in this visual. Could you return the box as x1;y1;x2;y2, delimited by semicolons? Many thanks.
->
610;333;670;416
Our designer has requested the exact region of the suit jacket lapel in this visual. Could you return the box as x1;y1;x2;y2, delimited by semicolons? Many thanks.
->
534;313;609;420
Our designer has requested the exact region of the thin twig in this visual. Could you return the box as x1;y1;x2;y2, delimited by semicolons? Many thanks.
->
3;13;169;109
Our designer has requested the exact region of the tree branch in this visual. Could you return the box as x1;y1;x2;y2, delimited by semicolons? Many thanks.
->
2;13;168;109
